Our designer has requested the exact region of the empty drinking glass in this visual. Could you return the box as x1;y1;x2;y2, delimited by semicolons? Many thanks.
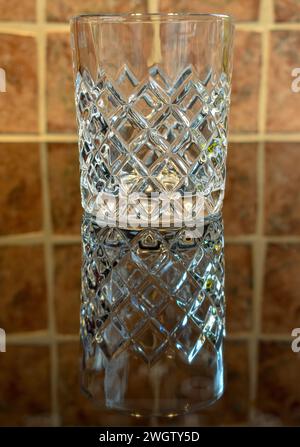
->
71;13;234;416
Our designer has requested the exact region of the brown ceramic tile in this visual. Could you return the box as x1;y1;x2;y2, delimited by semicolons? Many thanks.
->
274;0;300;22
47;33;76;133
265;143;300;235
54;245;81;334
225;244;253;333
0;0;36;21
0;143;42;235
0;34;38;133
159;0;260;21
224;143;257;235
0;346;51;426
262;244;300;334
267;31;300;132
197;340;250;425
47;0;147;22
48;143;81;235
230;31;262;133
58;342;136;426
257;342;300;426
0;246;47;333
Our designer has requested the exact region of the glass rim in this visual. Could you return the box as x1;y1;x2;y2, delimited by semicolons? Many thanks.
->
70;12;234;24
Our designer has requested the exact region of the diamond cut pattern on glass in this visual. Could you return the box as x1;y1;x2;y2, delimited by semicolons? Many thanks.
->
156;299;187;335
97;89;121;118
75;65;230;218
116;299;146;336
175;81;205;125
96;319;129;360
157;108;185;144
132;85;165;125
132;322;168;364
134;139;164;171
138;281;168;314
153;158;186;192
115;65;139;100
114;110;142;145
176;318;206;363
81;215;225;365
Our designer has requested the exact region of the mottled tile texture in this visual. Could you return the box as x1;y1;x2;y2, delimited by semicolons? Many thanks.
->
47;33;75;133
159;0;260;21
0;246;47;333
47;0;147;21
230;31;262;133
262;244;300;334
225;244;253;333
0;143;42;235
54;245;81;334
0;0;35;21
274;0;300;22
265;143;300;235
257;342;300;426
48;143;81;234
267;31;300;132
0;346;51;426
0;35;38;133
224;143;257;235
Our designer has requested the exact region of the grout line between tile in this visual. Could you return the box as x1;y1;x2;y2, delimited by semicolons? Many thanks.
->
0;234;81;245
0;23;37;35
0;232;44;245
265;236;300;243
248;0;273;423
258;13;271;136
147;0;158;13
5;331;293;344
37;0;60;427
2;22;300;33
40;141;60;427
37;43;47;135
147;0;161;67
52;235;81;244
6;331;51;344
260;0;274;24
225;235;257;244
2;132;300;143
6;333;78;345
0;134;78;142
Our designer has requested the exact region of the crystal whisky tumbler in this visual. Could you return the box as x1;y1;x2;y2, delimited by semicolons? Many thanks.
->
71;13;234;416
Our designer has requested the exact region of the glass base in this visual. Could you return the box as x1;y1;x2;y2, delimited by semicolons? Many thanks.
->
81;342;224;417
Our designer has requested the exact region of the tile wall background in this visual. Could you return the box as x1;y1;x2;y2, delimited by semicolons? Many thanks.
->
0;0;300;426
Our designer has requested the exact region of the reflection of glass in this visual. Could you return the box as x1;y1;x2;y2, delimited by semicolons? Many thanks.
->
71;13;234;415
81;213;225;415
